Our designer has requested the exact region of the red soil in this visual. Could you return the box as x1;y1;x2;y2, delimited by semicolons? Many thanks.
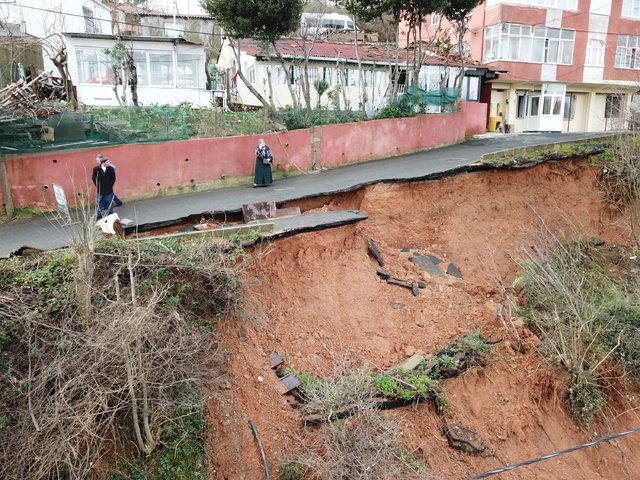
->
207;160;640;479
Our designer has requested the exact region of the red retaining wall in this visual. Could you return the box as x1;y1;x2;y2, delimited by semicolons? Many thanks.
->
462;101;488;136
1;102;486;210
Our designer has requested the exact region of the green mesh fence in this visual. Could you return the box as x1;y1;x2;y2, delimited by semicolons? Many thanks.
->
404;85;461;107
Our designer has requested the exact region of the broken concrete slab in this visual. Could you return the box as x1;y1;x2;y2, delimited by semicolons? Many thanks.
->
446;263;462;278
140;210;368;245
387;278;412;289
410;252;446;278
269;210;367;239
368;239;384;266
269;352;284;369
278;372;302;395
242;200;276;222
376;268;391;280
274;206;301;218
390;354;425;371
443;424;487;456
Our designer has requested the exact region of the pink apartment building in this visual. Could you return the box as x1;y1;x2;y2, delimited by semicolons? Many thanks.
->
410;0;640;132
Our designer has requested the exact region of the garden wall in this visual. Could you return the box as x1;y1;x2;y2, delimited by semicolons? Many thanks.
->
1;102;486;211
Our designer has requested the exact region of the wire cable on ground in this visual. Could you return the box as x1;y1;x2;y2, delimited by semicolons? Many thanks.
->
465;425;640;479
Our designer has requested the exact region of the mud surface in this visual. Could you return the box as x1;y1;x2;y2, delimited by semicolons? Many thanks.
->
207;160;640;480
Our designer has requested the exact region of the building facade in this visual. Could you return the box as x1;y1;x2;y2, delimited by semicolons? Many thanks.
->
413;0;640;132
218;37;489;112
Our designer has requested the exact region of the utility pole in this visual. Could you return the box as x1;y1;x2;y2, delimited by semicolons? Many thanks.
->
0;149;15;218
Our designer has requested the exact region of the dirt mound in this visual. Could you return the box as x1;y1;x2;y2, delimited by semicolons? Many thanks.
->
207;160;640;479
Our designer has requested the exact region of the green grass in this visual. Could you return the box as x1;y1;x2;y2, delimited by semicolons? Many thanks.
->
108;409;206;480
0;206;55;224
87;104;272;141
480;138;614;167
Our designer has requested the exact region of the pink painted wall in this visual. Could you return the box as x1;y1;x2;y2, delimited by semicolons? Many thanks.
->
462;101;488;136
318;111;467;167
2;104;485;210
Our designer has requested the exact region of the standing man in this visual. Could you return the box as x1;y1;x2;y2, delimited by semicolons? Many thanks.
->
95;154;122;207
92;154;116;219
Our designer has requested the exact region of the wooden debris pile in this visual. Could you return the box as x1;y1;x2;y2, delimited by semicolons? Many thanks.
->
0;72;66;118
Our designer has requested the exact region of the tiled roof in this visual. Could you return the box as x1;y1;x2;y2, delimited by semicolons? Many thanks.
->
116;3;213;19
236;38;487;68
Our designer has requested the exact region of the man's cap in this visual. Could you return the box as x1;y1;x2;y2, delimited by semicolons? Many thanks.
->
98;155;109;163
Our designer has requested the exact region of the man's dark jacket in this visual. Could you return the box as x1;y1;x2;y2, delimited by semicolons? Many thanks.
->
92;165;116;195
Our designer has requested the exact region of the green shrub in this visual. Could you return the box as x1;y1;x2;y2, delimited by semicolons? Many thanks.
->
279;462;306;480
375;96;415;119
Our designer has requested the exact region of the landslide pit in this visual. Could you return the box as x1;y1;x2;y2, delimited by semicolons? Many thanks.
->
208;159;640;480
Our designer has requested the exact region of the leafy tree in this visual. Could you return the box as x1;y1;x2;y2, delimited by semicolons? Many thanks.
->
338;0;446;92
104;40;138;106
442;0;482;91
201;0;304;108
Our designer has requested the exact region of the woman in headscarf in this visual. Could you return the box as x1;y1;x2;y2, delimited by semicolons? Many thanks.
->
253;138;273;187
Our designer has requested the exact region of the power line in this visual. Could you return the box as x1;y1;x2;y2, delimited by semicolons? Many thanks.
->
1;2;222;38
7;1;640;43
465;424;640;480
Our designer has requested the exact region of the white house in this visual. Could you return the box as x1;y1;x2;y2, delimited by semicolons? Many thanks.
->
64;33;210;107
0;0;112;73
218;37;488;112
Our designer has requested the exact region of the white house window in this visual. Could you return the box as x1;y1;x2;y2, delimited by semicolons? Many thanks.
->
615;35;640;69
177;53;204;88
484;23;575;65
83;6;100;34
275;66;287;85
76;49;111;84
164;22;185;36
585;39;605;66
133;51;149;86
430;13;440;26
149;53;173;86
485;0;577;10
622;0;640;18
322;67;332;84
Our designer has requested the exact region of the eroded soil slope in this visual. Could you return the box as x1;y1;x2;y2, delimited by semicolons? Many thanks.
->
208;160;640;480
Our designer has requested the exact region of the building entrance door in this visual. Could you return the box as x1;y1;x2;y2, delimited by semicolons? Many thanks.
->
524;94;540;131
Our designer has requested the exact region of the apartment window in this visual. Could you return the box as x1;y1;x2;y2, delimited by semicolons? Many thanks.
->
516;94;527;118
76;49;111;84
563;94;576;120
164;22;185;36
605;94;622;118
484;23;575;65
616;35;640;69
622;0;640;18
431;13;440;26
486;0;577;9
585;39;605;66
177;53;204;88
